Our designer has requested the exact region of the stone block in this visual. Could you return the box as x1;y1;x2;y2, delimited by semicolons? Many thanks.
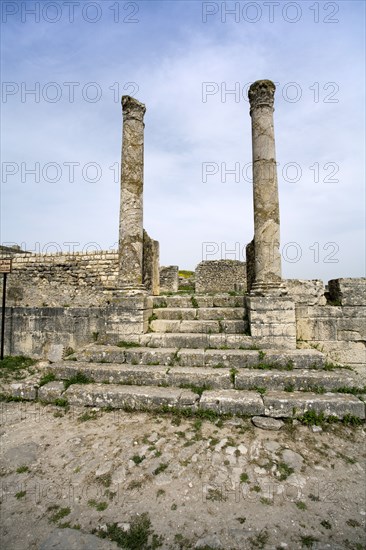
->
199;389;264;415
328;278;366;306
142;230;160;296
314;341;366;366
3;382;37;400
150;319;181;333
155;308;197;320
160;266;179;293
123;348;177;366
204;349;259;368
177;349;206;367
47;344;64;363
38;381;65;402
212;295;245;307
246;296;295;312
250;323;296;338
263;391;365;419
196;308;245;321
235;369;360;391
64;383;199;410
166;366;232;389
286;279;326;306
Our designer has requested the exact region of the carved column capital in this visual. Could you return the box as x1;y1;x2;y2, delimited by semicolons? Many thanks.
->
248;80;275;115
121;95;146;122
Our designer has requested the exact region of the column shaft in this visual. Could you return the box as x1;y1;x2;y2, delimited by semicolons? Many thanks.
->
248;80;282;292
118;96;146;289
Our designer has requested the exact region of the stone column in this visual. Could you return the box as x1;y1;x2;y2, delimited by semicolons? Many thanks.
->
118;95;146;290
248;80;283;294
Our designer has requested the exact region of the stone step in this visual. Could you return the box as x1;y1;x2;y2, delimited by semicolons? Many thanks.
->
49;362;363;393
64;383;199;410
201;390;365;419
153;294;246;309
149;319;247;334
139;332;295;350
49;362;233;389
176;348;326;369
153;307;246;321
234;369;362;392
60;384;365;419
72;345;326;369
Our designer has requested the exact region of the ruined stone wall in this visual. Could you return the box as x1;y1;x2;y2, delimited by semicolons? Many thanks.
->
195;260;247;294
143;231;160;295
3;296;152;360
0;251;119;307
160;266;179;293
0;229;160;306
295;278;365;368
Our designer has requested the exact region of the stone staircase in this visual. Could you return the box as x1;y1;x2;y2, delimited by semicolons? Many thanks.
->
36;294;365;421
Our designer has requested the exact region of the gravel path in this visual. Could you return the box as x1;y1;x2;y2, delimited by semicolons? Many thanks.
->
0;402;365;549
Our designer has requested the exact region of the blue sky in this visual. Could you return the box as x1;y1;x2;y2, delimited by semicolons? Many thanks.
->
1;0;365;282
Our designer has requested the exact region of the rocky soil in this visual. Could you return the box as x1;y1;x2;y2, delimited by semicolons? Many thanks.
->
0;401;365;550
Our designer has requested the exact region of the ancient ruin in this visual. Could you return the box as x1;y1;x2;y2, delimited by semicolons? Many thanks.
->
0;80;365;422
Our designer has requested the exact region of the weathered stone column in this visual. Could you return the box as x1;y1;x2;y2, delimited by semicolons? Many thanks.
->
118;95;146;290
248;80;283;294
246;80;295;349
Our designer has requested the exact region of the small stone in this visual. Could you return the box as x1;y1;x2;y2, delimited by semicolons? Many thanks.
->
264;441;281;452
47;344;64;363
225;446;237;456
214;439;228;451
116;523;130;532
238;444;248;455
112;466;126;484
195;535;222;549
312;425;323;433
96;461;113;477
252;416;284;431
281;449;304;471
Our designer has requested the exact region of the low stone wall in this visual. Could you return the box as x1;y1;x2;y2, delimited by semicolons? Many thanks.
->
195;260;247;294
296;278;366;368
160;266;179;293
3;296;152;360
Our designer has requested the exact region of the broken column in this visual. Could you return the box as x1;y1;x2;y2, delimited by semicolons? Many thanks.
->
248;79;283;294
118;95;146;290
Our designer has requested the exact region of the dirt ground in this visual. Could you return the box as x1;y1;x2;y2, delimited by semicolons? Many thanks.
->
0;401;365;550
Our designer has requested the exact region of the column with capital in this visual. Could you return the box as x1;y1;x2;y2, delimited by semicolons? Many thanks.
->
118;95;146;290
248;79;283;294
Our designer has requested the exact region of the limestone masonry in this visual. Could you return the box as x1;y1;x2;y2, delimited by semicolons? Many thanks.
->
1;80;365;421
